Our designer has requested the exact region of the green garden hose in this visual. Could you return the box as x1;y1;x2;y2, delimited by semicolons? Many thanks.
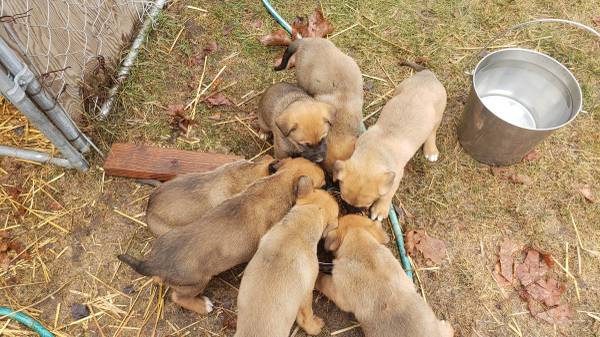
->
0;307;55;337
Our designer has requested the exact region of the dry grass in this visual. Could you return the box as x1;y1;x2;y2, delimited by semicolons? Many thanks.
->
1;0;600;336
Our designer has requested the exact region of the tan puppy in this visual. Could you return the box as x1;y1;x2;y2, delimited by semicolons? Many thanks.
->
275;37;363;172
317;215;454;337
235;185;339;337
146;156;274;236
258;82;335;163
334;69;446;220
118;158;325;315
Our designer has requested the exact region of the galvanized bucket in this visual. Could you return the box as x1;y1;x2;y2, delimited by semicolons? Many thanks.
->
458;19;600;166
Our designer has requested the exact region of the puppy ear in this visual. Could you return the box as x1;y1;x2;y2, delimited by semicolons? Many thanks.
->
370;220;390;244
333;160;346;182
378;171;395;196
275;113;297;137
294;175;314;199
324;229;341;251
268;159;286;173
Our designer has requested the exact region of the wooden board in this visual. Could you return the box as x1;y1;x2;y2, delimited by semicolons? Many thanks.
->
103;143;243;181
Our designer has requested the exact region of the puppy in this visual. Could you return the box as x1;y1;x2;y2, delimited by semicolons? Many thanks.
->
118;158;325;315
333;69;446;220
146;156;274;236
258;82;334;163
317;215;454;337
235;183;339;337
275;37;363;173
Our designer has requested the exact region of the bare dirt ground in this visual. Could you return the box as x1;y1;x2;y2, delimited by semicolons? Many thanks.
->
1;1;599;336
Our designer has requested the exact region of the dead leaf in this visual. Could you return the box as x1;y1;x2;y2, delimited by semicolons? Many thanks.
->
167;104;193;133
205;92;233;107
577;184;596;203
48;200;63;211
188;41;218;66
511;173;533;185
405;229;447;266
535;304;572;325
415;56;430;66
204;41;218;54
523;149;542;161
515;249;550;286
0;253;9;269
223;25;234;36
499;239;521;282
490;167;532;185
261;8;333;46
593;16;600;27
251;19;263;29
208;113;222;121
525;278;565;306
492;263;513;288
0;242;7;252
259;29;292;46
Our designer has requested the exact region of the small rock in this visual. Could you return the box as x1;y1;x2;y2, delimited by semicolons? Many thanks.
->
71;303;90;320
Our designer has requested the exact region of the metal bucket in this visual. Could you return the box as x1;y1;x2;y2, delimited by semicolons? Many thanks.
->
458;19;600;165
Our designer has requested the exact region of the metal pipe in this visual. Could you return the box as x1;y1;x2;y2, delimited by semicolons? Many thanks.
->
0;37;90;153
0;146;72;168
98;0;169;119
0;69;88;171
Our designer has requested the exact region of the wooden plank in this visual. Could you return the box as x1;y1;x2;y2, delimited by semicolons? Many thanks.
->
103;143;243;181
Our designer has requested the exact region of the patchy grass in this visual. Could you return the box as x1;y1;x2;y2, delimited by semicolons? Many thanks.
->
1;0;599;336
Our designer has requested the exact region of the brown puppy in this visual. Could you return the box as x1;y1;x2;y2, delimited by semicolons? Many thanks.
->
275;38;363;173
146;155;274;236
235;185;339;337
258;82;335;163
317;215;454;337
118;158;325;315
334;69;446;220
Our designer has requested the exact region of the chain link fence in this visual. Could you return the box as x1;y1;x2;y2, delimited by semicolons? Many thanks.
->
0;0;162;170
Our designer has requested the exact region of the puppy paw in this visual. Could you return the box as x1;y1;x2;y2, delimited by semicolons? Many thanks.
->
370;202;389;222
302;315;325;335
424;152;439;162
203;296;214;314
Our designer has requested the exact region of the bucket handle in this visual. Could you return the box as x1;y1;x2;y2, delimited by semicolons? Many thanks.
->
469;18;600;72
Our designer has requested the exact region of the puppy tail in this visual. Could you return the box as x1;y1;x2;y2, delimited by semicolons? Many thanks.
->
274;39;300;71
118;254;151;276
400;60;427;72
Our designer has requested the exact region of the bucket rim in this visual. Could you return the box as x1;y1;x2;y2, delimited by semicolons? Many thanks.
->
472;47;583;132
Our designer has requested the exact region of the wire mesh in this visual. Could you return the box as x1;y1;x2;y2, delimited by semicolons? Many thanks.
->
0;0;153;119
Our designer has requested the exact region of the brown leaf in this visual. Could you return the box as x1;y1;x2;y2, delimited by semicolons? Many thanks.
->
0;242;7;252
260;29;292;46
167;104;193;133
415;56;430;66
511;173;533;185
577;184;596;203
48;200;63;211
205;92;233;107
251;19;263;29
593;16;600;27
307;8;334;38
499;238;521;283
525;278;565;306
0;253;9;269
405;229;447;266
523;149;542;162
535;304;572;325
208;113;222;121
188;53;206;66
490;167;532;185
223;25;234;36
203;41;218;54
492;263;513;288
515;249;551;286
0;230;9;239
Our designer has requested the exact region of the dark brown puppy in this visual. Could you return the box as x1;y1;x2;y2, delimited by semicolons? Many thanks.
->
146;156;274;236
275;38;363;173
119;158;325;315
235;185;339;337
258;82;334;163
317;215;454;337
